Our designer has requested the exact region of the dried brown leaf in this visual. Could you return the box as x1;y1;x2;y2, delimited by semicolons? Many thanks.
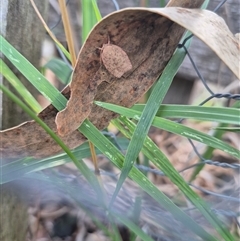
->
1;0;208;159
154;8;240;79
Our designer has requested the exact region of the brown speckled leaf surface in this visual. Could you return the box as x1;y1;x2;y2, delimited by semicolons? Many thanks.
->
55;9;181;136
1;0;205;159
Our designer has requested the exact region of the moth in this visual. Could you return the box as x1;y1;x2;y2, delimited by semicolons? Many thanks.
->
99;39;132;78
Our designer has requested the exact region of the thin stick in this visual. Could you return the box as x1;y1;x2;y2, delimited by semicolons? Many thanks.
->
58;0;76;64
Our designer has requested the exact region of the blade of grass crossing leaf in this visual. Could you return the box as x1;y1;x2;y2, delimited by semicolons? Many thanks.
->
113;117;234;241
0;84;105;205
109;32;193;208
0;35;67;109
1;36;106;204
1;138;130;184
0;59;42;113
1;35;108;210
80;119;218;241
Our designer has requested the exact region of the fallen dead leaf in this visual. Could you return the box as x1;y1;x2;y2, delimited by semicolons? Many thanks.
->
154;7;240;79
6;0;233;159
54;2;208;140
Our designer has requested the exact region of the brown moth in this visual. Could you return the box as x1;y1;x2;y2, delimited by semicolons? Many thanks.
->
99;40;132;78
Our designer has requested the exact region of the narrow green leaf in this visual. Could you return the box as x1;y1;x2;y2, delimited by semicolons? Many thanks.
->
109;31;196;208
190;100;240;182
95;102;240;159
1;138;129;184
0;12;229;239
133;104;240;125
0;35;67;109
113;116;234;241
0;59;42;113
80;119;218;241
91;0;102;21
81;0;99;43
159;0;166;7
0;84;102;193
212;127;240;132
43;58;72;85
116;214;154;241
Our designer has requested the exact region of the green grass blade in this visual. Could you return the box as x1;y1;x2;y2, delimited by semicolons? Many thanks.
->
0;35;67;109
113;116;234;241
43;58;72;85
109;31;193;208
81;0;99;43
80;119;218;241
0;59;42;113
91;0;102;21
0;36;102;196
116;214;154;241
189;100;240;182
152;118;239;158
133;104;240;125
1;138;129;184
212;127;239;132
1;35;221;241
95;102;239;159
1;35;111;206
0;84;103;193
159;0;166;7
